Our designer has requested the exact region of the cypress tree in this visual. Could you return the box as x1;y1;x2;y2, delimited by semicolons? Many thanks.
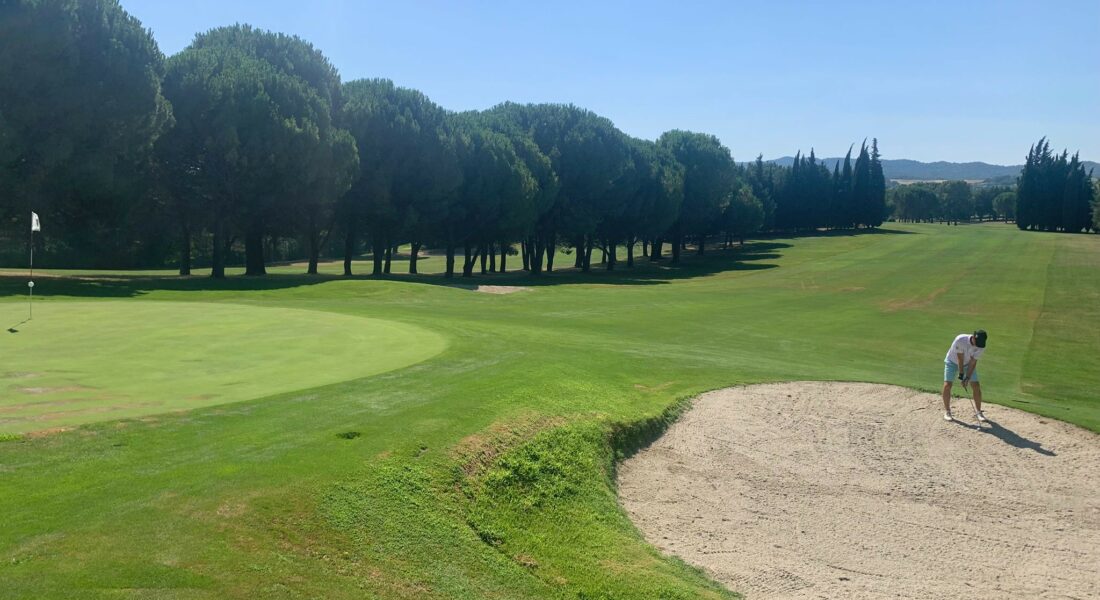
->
839;146;855;228
869;139;886;227
852;141;871;227
1016;140;1039;230
829;161;842;228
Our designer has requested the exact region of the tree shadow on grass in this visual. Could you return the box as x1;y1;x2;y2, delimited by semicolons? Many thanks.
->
376;241;785;291
0;272;340;299
0;237;791;298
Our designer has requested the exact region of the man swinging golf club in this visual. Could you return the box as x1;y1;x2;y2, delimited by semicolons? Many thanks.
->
942;329;988;423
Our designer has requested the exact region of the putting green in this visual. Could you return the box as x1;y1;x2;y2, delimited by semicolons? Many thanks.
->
0;301;446;433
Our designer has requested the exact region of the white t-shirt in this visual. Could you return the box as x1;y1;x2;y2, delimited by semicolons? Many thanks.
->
945;333;984;364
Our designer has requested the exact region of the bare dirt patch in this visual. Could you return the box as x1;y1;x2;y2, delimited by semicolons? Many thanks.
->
16;386;89;395
618;382;1100;599
883;286;948;311
474;285;531;295
444;283;532;295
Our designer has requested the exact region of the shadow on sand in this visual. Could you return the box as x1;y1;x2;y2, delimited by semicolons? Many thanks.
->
950;417;1057;456
981;419;1057;456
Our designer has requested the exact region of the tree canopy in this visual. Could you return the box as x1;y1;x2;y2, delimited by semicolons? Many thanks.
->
2;1;958;277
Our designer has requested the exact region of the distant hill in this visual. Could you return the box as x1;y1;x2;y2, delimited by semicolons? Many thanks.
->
764;156;1100;182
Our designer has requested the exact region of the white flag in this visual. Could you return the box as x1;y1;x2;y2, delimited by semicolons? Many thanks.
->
31;212;40;232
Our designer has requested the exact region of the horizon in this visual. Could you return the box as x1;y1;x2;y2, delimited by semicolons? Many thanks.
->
122;0;1099;165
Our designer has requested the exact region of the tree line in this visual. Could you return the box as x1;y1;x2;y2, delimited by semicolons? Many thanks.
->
1016;138;1096;233
888;182;1017;225
3;1;905;276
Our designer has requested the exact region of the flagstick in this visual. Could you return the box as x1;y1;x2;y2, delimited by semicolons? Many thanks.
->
28;228;34;320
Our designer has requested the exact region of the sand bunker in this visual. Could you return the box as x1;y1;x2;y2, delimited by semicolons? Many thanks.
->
447;284;531;294
475;285;530;294
618;382;1100;599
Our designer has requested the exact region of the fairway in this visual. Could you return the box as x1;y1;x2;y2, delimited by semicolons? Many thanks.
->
1;301;446;433
1;223;1098;599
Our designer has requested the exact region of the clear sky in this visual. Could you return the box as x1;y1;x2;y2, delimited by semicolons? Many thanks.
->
122;0;1099;165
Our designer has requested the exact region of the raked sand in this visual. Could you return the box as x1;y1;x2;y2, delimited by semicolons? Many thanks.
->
617;382;1100;599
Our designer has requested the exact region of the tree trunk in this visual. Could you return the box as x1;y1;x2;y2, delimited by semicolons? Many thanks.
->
521;240;529;271
582;236;593;272
463;242;475;277
343;226;355;276
651;238;663;261
531;237;544;276
371;238;384;276
211;221;225;279
574;236;584;268
627;240;634;267
545;233;556;272
383;244;392;274
607;241;616;271
409;242;421;274
307;216;320;275
499;242;507;273
245;224;266;276
671;232;681;264
642;239;648;258
697;234;705;255
179;223;191;276
489;242;496;272
445;242;455;278
479;243;488;274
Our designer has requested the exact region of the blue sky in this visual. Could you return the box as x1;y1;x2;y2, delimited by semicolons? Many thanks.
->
122;0;1099;165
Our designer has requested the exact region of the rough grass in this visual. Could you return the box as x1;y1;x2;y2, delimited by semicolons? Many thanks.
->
0;222;1096;598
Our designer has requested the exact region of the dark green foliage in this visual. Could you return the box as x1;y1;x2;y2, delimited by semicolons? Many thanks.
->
658;131;735;259
1017;137;1095;233
723;185;765;245
159;39;351;277
181;25;357;276
486;103;632;273
340;79;457;275
0;7;904;274
971;185;1012;221
940;180;972;225
1093;181;1100;231
448;113;538;277
868;139;887;226
889;185;941;222
993;191;1016;222
0;0;172;266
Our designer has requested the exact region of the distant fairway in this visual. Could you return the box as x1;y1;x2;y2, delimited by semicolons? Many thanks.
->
1;301;446;433
0;223;1097;599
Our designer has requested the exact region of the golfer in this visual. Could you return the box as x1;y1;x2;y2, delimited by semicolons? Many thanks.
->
942;330;988;422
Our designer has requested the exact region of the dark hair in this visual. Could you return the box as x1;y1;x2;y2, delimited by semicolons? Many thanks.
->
974;329;988;348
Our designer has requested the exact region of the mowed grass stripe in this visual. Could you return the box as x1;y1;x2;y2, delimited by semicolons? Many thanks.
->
1021;234;1100;430
0;223;1095;599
